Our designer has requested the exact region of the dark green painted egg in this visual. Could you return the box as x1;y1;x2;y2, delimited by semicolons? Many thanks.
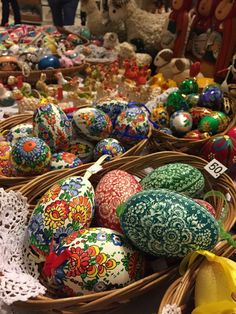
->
118;189;219;257
141;163;205;198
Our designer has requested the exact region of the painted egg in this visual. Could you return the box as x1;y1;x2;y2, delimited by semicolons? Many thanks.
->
165;91;189;114
42;228;146;296
198;111;230;134
194;199;216;217
95;170;142;232
95;97;128;127
38;54;61;70
185;94;200;107
200;135;236;168
184;130;210;140
68;139;94;163
189;107;212;127
94;138;125;161
11;137;51;175
28;176;95;256
0;141;14;176
50;152;83;170
159;128;173;135
199;85;223;110
152;105;169;127
73;108;112;141
6;123;33;144
170;110;193;134
141;163;205;198
114;106;150;144
117;189;219;257
33;103;72;152
179;79;199;95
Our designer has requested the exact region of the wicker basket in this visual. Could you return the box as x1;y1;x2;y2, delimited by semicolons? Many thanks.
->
0;114;150;188
149;96;236;154
158;235;236;314
12;151;236;314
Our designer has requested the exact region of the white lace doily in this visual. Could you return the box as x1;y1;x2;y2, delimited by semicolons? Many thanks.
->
161;304;182;314
0;188;46;311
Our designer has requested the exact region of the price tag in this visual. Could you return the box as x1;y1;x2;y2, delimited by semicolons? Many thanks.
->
204;159;228;178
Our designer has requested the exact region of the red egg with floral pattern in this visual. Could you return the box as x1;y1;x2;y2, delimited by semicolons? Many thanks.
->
95;170;142;233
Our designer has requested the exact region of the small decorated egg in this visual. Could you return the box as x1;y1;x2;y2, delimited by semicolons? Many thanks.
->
152;105;169;127
159;128;173;135
170;110;193;134
184;130;210;140
95;97;128;127
42;228;146;296
94;138;125;161
165;91;189;114
50;152;83;170
68;139;94;163
198;111;230;134
0;141;14;176
199;85;223;110
189;107;212;127
117;189;219;257
28;176;95;256
179;79;199;95
114;106;150;144
141;163;205;197
73;108;112;141
7;123;33;144
33;103;72;152
38;54;61;70
194;199;216;217
200;135;236;168
95;170;142;232
11;137;51;175
185;94;200;107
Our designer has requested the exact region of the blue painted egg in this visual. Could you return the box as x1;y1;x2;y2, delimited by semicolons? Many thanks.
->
11;136;51;175
38;55;61;70
94;138;125;161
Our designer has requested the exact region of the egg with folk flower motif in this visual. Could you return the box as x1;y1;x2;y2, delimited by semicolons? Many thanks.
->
42;228;146;296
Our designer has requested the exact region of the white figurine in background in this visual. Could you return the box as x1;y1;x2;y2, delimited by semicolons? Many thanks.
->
221;53;236;95
80;0;126;39
108;0;169;51
103;32;152;66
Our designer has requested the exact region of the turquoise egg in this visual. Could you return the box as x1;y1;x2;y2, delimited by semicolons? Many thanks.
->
118;189;219;257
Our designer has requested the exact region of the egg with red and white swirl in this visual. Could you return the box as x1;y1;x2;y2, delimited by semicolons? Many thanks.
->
95;170;142;232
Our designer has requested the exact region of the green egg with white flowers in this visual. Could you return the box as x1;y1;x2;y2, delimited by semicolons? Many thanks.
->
141;163;205;197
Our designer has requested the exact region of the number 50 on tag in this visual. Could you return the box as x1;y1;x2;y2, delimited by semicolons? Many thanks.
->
204;159;228;178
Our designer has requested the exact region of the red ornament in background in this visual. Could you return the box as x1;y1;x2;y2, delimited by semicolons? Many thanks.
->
200;134;236;168
214;0;236;80
168;0;194;57
194;199;216;217
227;126;236;139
